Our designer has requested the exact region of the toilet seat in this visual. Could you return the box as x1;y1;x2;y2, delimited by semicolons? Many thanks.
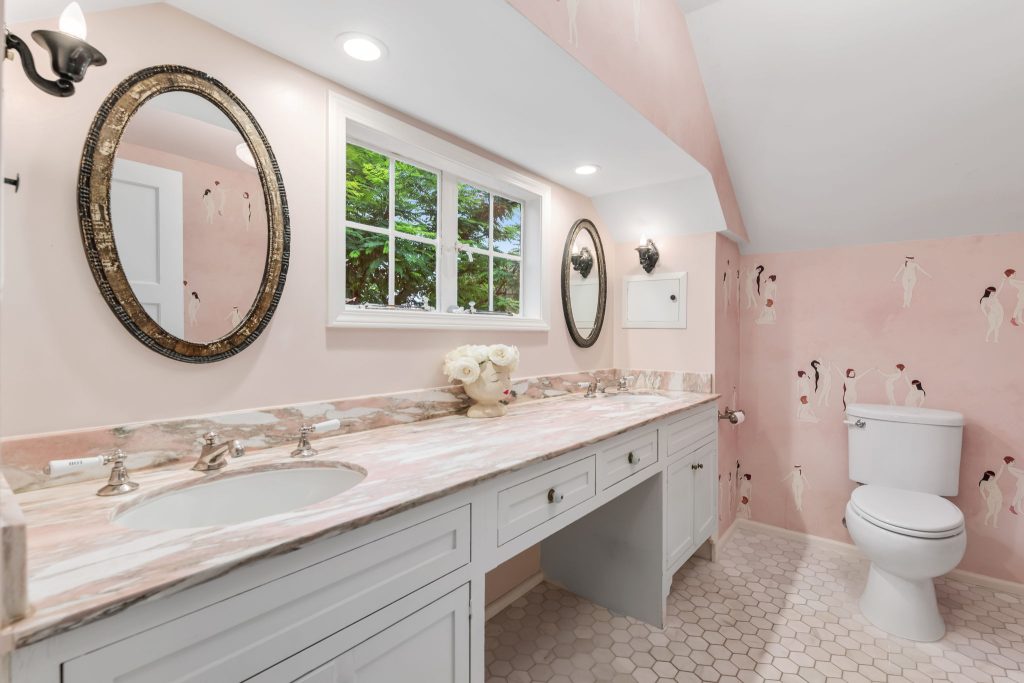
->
850;485;964;539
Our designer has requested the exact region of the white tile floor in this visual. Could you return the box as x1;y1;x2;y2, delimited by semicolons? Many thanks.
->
485;525;1024;683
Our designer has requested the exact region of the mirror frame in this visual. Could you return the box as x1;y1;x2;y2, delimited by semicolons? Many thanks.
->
78;65;289;363
560;218;607;348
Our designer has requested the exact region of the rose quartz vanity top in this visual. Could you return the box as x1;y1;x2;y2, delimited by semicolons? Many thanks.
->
2;390;716;648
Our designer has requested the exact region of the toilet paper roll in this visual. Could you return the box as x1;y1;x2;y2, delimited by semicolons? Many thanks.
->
732;410;746;425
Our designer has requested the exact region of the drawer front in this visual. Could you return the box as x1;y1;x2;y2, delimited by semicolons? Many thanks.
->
598;430;658;490
664;405;716;459
63;506;471;683
497;456;596;545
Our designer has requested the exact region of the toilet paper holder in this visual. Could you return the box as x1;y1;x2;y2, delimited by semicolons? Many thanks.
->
718;407;745;424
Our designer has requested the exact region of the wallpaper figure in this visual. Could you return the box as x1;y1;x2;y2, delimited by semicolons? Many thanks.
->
782;466;808;512
1009;457;1024;516
842;367;875;409
722;261;731;315
905;379;926;407
1005;269;1024;327
226;306;243;328
755;275;778;325
980;462;1006;528
893;256;930;308
188;291;201;327
737;472;752;519
980;285;1004;343
880;364;908;406
202;188;216;224
567;0;581;47
744;267;760;309
796;370;818;422
214;179;226;216
811;358;835;407
242;191;252;231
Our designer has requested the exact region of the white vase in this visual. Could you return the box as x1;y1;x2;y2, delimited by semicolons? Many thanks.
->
462;360;514;418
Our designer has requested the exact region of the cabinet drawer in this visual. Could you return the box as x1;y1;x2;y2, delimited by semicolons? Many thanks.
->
598;430;658;490
497;456;596;545
664;406;716;459
63;506;471;683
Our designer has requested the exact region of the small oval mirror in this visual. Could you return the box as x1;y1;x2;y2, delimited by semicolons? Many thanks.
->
561;219;607;347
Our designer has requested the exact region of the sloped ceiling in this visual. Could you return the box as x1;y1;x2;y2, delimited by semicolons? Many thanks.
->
683;0;1024;254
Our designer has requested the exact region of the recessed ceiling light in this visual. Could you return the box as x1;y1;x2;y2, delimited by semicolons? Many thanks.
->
575;164;600;176
235;142;256;169
337;33;387;62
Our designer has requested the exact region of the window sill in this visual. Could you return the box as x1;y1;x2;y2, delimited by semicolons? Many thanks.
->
328;310;550;332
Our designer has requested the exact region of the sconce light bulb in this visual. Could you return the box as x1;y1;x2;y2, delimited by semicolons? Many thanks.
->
59;2;88;40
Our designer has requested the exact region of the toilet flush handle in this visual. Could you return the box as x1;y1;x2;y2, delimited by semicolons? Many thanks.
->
844;419;866;428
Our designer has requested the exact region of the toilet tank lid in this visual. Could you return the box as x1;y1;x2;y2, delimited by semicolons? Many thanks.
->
846;404;964;427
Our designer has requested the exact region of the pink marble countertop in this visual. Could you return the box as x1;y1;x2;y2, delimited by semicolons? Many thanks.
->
3;390;716;648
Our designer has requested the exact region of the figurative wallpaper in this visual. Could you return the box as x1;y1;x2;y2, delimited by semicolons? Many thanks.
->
118;143;267;343
730;232;1024;584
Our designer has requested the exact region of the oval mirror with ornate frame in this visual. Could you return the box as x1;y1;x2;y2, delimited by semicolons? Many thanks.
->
78;65;289;363
561;218;607;348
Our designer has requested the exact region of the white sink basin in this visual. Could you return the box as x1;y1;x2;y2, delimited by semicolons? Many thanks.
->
114;463;366;531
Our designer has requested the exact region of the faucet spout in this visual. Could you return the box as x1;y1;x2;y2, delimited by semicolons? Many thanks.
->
192;431;246;472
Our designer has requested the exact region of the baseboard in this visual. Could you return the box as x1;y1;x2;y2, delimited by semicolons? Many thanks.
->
731;519;1024;597
714;519;741;549
485;571;545;621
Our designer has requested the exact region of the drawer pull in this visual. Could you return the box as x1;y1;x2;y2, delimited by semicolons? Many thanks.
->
547;488;564;504
627;451;640;466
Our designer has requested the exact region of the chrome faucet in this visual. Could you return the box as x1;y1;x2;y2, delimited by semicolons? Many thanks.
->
582;380;606;398
617;375;635;392
192;431;246;472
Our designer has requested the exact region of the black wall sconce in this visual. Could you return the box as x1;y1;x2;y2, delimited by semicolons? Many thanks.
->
4;2;106;98
635;238;659;273
570;246;594;279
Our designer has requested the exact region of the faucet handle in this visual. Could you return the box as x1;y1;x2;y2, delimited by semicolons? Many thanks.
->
618;375;635;392
203;431;219;446
96;449;140;497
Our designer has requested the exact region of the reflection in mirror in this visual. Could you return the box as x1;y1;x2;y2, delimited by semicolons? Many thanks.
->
113;92;268;343
561;219;606;347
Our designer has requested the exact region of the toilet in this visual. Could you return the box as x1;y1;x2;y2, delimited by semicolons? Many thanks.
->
844;404;966;642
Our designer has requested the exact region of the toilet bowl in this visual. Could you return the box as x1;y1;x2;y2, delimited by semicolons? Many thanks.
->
845;485;965;642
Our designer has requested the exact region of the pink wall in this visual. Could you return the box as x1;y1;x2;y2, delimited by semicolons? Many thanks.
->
507;0;747;242
714;234;741;535
736;233;1024;583
117;143;268;343
613;232;717;373
0;5;615;437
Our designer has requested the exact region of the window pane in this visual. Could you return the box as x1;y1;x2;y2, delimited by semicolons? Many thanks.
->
395;237;436;309
493;195;522;255
345;227;388;306
395;160;437;238
493;258;520;315
457;251;489;311
457;183;490;249
346;143;389;228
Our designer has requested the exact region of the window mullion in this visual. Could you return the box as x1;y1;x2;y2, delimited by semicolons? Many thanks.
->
438;175;458;311
388;157;396;306
488;194;494;311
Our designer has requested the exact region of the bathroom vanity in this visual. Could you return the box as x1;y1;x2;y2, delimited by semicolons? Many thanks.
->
5;392;718;683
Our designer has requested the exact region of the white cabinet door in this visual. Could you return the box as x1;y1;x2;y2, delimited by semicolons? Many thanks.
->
692;443;716;543
265;585;470;683
665;453;696;568
623;272;687;328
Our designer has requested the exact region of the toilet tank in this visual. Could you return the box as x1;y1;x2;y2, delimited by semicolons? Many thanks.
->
846;404;964;496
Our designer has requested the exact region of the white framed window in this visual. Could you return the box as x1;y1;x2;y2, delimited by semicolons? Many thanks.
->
328;92;549;330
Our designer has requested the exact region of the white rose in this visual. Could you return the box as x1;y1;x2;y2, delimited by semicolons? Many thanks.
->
445;358;481;384
488;344;519;369
467;345;490;363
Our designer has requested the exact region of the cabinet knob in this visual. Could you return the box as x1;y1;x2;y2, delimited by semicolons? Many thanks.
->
691;463;699;470
627;451;640;465
670;294;678;301
697;463;704;469
547;488;564;504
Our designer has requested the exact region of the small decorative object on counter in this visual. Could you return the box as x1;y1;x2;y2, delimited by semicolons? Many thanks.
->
444;344;520;418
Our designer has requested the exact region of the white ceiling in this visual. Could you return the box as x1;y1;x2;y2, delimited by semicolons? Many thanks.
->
8;0;712;215
685;0;1024;253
